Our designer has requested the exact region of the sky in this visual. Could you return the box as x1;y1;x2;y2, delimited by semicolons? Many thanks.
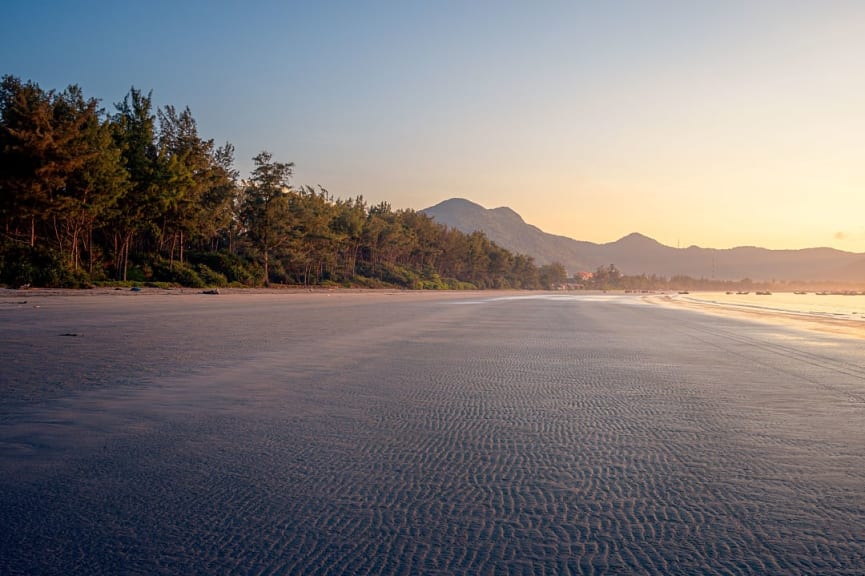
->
3;1;865;252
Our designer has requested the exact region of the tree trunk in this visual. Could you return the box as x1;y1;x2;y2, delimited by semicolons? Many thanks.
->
123;241;128;282
121;233;132;282
70;226;80;271
169;233;176;271
87;223;95;275
113;233;120;280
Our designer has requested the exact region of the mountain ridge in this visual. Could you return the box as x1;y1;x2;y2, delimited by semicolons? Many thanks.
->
421;198;865;282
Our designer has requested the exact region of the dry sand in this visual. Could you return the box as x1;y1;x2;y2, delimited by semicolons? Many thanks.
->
1;289;864;574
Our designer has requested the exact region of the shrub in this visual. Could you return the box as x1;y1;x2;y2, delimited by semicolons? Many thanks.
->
188;251;257;285
443;278;477;290
150;258;205;287
0;241;87;288
376;263;419;287
195;264;228;287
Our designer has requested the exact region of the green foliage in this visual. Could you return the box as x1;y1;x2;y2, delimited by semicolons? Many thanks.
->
195;264;228;287
0;241;92;288
124;265;147;283
376;262;420;287
1;76;546;291
539;262;568;289
240;151;294;285
347;275;390;289
445;279;478;290
188;251;257;285
148;258;205;287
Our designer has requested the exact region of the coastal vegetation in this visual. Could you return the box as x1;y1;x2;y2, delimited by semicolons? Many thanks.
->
0;76;565;290
579;264;860;293
4;76;836;294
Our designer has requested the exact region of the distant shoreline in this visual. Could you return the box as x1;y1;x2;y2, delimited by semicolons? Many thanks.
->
654;293;865;339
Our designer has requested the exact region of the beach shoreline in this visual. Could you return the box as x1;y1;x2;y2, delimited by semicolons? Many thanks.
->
652;292;865;339
4;285;864;339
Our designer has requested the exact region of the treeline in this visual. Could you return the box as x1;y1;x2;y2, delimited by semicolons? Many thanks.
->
0;76;566;290
580;264;815;292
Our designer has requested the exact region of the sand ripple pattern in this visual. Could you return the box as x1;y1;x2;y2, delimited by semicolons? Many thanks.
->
2;294;864;574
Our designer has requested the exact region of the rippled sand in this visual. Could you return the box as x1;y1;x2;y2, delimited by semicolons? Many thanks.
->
1;291;864;574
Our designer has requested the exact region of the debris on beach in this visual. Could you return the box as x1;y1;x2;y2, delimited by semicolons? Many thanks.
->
202;288;220;295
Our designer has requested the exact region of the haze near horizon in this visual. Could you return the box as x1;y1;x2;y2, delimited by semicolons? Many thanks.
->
3;1;863;252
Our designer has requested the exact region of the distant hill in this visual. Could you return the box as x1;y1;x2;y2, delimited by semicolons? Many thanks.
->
421;198;865;282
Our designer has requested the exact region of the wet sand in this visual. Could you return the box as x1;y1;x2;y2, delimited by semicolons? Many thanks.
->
657;292;865;340
2;291;864;574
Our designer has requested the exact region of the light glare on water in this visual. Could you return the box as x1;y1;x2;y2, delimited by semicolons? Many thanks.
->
681;291;865;321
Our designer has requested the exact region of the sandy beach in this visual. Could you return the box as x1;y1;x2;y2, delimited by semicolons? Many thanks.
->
2;289;864;574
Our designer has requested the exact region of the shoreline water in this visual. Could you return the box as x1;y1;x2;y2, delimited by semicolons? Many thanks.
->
655;292;865;339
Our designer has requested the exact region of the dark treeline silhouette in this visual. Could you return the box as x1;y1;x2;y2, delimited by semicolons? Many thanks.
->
0;76;566;290
579;264;847;292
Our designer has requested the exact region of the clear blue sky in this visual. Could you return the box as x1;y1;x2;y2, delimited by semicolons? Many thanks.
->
4;1;865;251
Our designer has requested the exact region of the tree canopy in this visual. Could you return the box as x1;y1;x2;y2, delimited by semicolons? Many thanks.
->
1;76;559;290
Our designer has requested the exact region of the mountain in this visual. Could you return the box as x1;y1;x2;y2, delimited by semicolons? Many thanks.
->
421;198;865;282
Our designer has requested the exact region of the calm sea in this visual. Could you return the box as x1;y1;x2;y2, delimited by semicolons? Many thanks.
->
679;291;865;322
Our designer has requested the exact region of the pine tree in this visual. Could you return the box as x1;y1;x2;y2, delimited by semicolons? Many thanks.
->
240;151;294;285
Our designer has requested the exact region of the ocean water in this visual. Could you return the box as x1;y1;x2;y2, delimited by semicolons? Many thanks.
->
679;291;865;322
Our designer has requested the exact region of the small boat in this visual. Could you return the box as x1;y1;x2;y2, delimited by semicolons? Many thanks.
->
793;291;807;295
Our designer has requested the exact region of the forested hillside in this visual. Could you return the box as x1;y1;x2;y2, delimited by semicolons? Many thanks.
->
0;76;564;290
